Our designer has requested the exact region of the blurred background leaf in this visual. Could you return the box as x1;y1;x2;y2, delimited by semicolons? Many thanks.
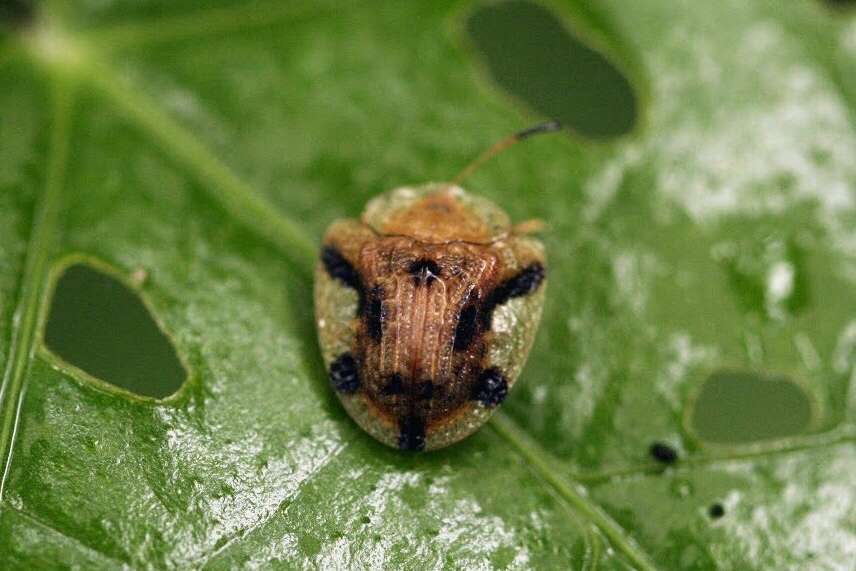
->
1;0;855;569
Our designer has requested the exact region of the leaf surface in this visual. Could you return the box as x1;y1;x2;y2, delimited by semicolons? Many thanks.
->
0;1;854;569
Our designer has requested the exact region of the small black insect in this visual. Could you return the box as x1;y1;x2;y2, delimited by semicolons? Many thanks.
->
649;441;678;464
708;503;725;519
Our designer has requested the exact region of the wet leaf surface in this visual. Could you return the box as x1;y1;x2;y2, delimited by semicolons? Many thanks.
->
1;0;855;569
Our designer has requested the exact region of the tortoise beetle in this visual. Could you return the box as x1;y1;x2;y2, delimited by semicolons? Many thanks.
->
314;122;559;451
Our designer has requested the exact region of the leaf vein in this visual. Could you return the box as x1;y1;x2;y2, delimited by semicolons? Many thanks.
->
86;1;332;51
490;413;659;571
76;57;317;276
0;76;72;500
1;504;129;567
575;425;856;484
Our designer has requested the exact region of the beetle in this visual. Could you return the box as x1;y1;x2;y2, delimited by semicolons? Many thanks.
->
314;121;560;451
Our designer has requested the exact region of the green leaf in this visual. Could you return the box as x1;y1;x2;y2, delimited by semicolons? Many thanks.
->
1;0;854;569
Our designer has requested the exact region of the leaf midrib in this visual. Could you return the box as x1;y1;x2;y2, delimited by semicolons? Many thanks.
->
0;74;71;500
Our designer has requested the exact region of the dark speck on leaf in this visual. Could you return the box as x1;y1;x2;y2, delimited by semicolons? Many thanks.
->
649;441;678;464
708;503;725;519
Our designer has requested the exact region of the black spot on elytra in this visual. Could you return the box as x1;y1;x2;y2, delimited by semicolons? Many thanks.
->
365;285;384;342
381;373;404;396
453;303;479;352
415;381;434;400
321;246;359;288
472;368;508;407
399;415;426;451
408;258;442;286
496;263;546;300
322;245;364;297
329;353;360;394
382;376;433;400
649;441;678;464
708;503;725;519
482;263;546;327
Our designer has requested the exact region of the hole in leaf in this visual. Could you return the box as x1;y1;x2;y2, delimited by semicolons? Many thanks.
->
690;369;812;444
465;0;638;138
44;262;186;399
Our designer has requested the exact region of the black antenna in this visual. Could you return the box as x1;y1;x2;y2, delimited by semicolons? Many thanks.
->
452;120;562;185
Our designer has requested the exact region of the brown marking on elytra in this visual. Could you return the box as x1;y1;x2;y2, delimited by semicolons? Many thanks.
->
375;191;497;244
